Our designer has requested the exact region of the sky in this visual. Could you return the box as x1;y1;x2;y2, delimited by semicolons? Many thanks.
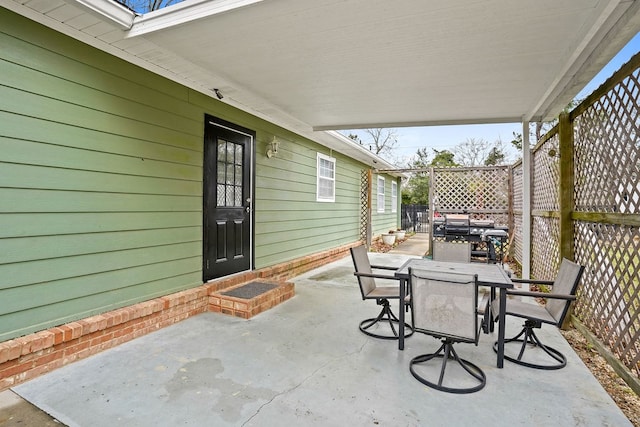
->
342;32;640;165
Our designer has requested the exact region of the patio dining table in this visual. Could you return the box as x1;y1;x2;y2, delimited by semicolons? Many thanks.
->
395;258;513;368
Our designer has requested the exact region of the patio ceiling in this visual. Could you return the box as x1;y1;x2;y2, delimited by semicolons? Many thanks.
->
128;0;640;130
5;0;640;164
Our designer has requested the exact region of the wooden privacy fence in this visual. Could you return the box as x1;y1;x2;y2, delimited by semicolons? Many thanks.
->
511;52;640;378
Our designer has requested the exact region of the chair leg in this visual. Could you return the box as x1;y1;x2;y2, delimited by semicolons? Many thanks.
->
410;340;486;394
359;299;414;340
494;320;567;370
359;300;411;339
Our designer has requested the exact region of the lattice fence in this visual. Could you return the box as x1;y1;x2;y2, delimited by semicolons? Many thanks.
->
411;54;640;378
530;131;562;280
570;60;640;376
573;222;640;374
516;53;640;377
532;132;560;213
511;162;524;264
431;166;511;226
359;169;370;243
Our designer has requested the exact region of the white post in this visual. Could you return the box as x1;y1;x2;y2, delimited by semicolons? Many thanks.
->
521;121;532;284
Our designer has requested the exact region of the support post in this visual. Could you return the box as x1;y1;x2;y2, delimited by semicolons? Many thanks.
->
558;112;575;261
366;169;372;247
428;167;435;257
522;121;532;281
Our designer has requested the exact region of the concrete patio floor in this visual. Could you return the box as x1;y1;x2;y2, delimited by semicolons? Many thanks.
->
5;250;632;426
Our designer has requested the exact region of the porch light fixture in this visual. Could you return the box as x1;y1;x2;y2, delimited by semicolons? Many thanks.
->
266;137;280;158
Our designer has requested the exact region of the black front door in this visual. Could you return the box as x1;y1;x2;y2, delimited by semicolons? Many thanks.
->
203;116;254;281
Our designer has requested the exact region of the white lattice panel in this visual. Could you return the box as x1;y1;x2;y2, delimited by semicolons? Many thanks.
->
532;133;560;212
574;69;640;214
573;222;640;376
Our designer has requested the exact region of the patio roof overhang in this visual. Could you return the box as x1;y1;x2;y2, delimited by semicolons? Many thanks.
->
4;0;640;169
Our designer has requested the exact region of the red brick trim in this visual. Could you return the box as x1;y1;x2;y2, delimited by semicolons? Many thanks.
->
0;242;357;391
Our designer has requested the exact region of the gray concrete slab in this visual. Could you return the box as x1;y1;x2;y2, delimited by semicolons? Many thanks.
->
388;232;430;257
11;253;631;427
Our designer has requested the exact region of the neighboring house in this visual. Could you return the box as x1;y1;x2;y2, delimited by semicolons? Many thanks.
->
0;6;401;344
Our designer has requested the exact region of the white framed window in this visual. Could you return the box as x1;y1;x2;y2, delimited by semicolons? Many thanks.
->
377;176;385;212
316;153;336;202
391;181;398;213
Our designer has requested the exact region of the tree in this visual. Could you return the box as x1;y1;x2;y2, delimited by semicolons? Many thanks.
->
401;148;430;205
402;148;458;205
452;137;491;166
510;98;584;150
430;149;458;167
363;128;399;157
484;146;506;166
510;132;523;151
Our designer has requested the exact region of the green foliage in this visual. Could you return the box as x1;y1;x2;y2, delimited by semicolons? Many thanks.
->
430;149;458;167
510;132;523;151
484;146;505;166
402;148;458;205
404;173;430;204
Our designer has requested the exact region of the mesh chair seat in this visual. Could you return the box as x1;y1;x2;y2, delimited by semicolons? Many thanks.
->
492;258;584;370
408;268;485;394
350;246;414;340
498;300;557;324
366;286;401;299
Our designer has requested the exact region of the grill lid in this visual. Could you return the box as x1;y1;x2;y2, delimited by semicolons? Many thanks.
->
445;214;470;227
444;214;470;235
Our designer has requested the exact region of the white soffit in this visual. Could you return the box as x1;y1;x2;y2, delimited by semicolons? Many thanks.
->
3;0;640;170
126;0;640;129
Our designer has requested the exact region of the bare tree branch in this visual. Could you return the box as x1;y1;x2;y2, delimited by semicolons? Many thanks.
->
364;128;399;156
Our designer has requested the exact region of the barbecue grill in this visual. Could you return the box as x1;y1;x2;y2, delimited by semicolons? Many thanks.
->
432;214;508;263
444;214;470;241
432;217;445;237
469;219;495;242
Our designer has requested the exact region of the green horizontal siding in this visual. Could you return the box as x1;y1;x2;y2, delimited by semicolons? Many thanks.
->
0;212;202;238
1;258;202;315
372;176;401;236
0;7;393;341
1;111;201;164
1;271;202;341
0;9;206;340
1;241;201;289
253;139;363;267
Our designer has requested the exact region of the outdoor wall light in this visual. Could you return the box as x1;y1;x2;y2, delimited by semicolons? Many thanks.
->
266;137;280;158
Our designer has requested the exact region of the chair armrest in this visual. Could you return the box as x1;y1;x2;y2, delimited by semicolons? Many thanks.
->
511;278;555;286
354;272;400;281
370;264;398;271
505;289;576;301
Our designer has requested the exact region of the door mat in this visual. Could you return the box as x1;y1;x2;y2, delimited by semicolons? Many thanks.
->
222;282;279;299
210;281;295;319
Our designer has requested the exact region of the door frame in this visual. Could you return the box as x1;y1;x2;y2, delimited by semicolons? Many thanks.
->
202;115;255;281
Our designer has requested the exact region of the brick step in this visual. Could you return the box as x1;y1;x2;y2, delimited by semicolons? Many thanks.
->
209;280;295;319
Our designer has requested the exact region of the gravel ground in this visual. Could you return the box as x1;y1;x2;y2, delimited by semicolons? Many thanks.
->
561;327;640;426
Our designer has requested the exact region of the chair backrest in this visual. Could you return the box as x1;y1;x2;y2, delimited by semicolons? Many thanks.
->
546;258;585;324
410;268;479;343
350;245;376;299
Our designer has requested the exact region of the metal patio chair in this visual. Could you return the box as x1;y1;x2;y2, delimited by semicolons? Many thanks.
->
409;268;485;394
492;258;585;370
350;245;414;340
